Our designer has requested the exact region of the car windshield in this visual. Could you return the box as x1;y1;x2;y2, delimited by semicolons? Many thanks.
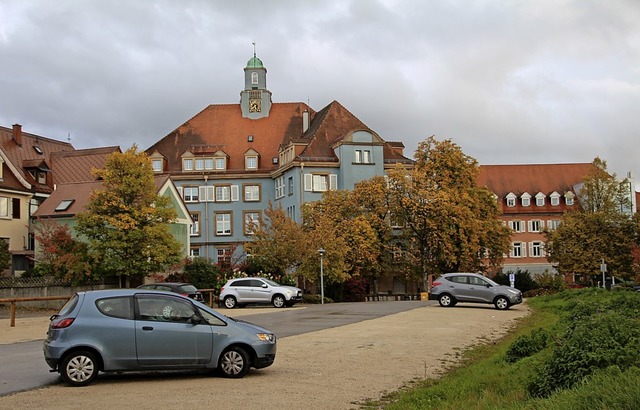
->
484;277;499;286
179;285;198;292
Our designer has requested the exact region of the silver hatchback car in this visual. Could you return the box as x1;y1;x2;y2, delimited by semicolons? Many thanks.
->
429;272;523;310
43;289;277;386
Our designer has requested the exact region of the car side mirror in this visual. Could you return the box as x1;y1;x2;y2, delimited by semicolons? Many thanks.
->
485;284;492;288
190;314;202;325
262;284;268;288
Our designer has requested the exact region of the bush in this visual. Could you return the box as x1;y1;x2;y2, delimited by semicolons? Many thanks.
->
505;328;549;363
494;269;539;293
302;294;334;304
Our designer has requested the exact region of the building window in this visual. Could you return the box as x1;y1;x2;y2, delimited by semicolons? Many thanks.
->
217;248;232;264
183;187;199;202
510;242;525;258
37;171;46;184
215;157;226;170
244;212;260;235
521;193;531;207
530;241;544;257
195;158;205;171
215;186;231;202
0;197;9;218
550;192;560;206
245;156;258;170
528;220;543;233
535;193;546;206
275;176;285;199
565;193;575;206
251;72;258;85
304;174;336;192
189;247;200;258
152;159;162;172
54;199;73;212
204;158;213;170
355;150;362;163
183;159;194;171
506;193;517;207
190;212;200;236
508;220;524;233
547;220;561;230
244;185;260;202
215;212;232;236
288;177;294;196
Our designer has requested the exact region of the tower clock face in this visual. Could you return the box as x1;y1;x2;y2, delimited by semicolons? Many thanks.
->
249;99;261;112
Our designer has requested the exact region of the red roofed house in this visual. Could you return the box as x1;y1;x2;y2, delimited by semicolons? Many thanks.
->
0;124;74;276
478;163;618;279
146;53;413;265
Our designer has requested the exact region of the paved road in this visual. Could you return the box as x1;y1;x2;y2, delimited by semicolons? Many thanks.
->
0;300;430;396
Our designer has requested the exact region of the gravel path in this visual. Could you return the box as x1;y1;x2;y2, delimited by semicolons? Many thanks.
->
0;303;529;409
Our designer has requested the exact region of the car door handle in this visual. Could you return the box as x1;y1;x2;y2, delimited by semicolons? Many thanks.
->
142;326;154;331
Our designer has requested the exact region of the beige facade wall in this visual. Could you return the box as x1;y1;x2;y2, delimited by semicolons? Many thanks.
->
0;191;32;252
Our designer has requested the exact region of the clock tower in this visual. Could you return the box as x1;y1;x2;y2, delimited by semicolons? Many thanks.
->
240;51;272;119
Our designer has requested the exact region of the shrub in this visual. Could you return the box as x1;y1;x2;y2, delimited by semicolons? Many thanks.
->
302;294;334;304
494;269;539;293
505;328;550;363
536;272;567;292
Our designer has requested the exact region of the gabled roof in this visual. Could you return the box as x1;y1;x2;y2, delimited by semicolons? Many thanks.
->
50;146;121;184
477;163;595;198
146;102;315;173
0;124;74;193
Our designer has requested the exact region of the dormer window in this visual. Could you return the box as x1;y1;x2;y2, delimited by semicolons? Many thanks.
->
506;192;517;207
535;192;546;206
183;159;194;171
246;156;257;170
37;171;46;184
565;192;575;206
550;191;560;206
521;193;531;207
215;157;226;170
152;159;163;172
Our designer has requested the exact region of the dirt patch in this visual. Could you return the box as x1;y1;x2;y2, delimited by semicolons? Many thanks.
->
0;303;529;409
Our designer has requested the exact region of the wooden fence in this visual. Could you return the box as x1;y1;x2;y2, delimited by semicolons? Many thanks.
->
0;296;71;327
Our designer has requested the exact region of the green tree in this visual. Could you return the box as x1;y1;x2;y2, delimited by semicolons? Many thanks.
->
75;145;183;284
0;239;11;272
182;257;225;290
545;158;637;282
244;202;307;278
388;136;511;289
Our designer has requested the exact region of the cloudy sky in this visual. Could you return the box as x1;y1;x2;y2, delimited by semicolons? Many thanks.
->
2;1;639;186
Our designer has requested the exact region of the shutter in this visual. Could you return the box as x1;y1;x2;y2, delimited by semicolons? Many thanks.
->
199;186;206;203
177;186;183;198
529;242;533;257
304;174;312;191
231;185;239;201
527;221;532;232
522;242;527;257
207;186;214;202
329;174;338;190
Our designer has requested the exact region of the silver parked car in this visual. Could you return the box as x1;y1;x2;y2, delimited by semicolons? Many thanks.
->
43;289;277;386
219;277;303;309
429;272;523;310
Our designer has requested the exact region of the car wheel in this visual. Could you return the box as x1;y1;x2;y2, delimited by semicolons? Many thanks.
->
218;346;250;378
224;296;237;309
438;294;454;307
60;350;99;387
272;295;286;308
494;296;510;310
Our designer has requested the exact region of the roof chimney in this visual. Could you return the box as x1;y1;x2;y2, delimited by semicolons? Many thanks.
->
12;124;23;146
302;110;309;133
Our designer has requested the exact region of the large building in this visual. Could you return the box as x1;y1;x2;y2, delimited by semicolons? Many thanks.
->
146;53;412;263
0;124;74;275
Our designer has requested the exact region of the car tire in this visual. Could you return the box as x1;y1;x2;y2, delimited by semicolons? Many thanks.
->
272;295;286;308
438;294;454;307
218;346;251;378
60;350;99;387
494;296;510;310
223;296;237;309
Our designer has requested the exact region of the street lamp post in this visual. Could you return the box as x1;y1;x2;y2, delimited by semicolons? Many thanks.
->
318;248;325;304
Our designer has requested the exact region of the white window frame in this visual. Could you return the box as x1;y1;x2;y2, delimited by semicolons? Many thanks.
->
183;159;194;171
565;192;575;206
528;219;543;233
195;158;205;171
152;159;163;172
521;193;531;207
0;196;9;218
510;242;526;258
215;186;231;202
355;150;362;163
251;72;258;85
275;176;285;199
245;156;258;170
508;220;524;233
529;241;545;258
244;211;260;235
535;193;546;207
215;157;226;170
304;173;337;192
547;219;561;230
244;185;260;202
190;213;200;236
183;186;199;202
550;191;560;206
363;150;371;163
506;193;517;208
215;212;232;236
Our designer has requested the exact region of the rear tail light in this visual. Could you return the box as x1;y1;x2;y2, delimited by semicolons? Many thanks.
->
51;318;75;329
220;287;225;293
432;281;442;287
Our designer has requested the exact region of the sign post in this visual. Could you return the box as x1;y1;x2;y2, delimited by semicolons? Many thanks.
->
509;273;515;288
600;259;607;289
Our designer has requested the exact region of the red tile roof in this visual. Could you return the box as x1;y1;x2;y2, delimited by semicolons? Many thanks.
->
50;147;121;184
0;125;74;193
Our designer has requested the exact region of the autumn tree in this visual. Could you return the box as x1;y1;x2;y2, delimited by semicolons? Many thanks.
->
243;202;307;279
32;220;95;284
388;136;511;290
545;158;637;282
75;145;183;285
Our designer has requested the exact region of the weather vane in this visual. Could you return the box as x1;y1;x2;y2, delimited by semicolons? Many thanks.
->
252;41;256;57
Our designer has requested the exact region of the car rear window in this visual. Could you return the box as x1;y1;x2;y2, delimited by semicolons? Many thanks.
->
179;285;198;292
57;294;79;316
